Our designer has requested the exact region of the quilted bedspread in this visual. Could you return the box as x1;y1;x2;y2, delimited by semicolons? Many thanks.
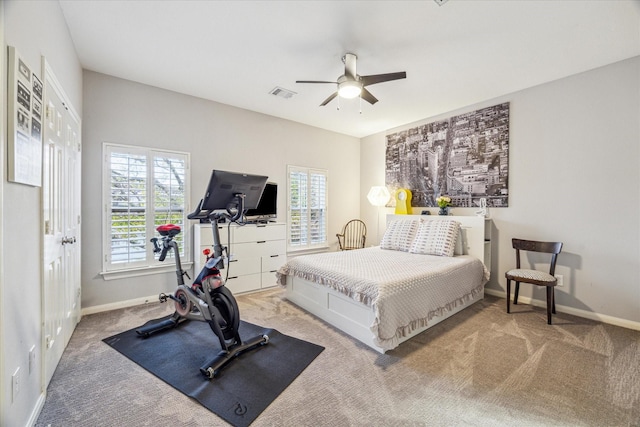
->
276;247;489;351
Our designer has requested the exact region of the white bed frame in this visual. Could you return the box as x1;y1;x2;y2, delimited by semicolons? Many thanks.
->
285;215;487;353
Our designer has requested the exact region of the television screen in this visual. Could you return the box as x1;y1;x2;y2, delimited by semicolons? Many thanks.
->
200;170;268;212
245;182;277;218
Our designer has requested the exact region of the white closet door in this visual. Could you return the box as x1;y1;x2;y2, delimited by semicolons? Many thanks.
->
42;62;81;387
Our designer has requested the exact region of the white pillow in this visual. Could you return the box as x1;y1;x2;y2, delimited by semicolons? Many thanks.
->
380;219;419;252
454;227;468;255
409;219;461;257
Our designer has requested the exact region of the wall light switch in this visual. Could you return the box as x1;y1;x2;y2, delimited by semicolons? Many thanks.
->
29;346;36;374
555;274;564;287
12;367;20;402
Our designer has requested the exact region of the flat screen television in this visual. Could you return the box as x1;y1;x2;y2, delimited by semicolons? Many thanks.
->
245;182;277;220
200;170;268;212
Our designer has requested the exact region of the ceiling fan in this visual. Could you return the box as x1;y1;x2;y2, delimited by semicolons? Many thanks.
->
296;53;406;106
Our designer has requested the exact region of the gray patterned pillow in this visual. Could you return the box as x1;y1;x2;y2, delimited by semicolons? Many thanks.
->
409;219;461;257
380;219;419;252
454;227;467;255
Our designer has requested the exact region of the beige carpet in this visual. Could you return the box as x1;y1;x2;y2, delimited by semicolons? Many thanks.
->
36;288;640;426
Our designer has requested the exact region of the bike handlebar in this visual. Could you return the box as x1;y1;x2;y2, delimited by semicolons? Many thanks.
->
187;194;246;224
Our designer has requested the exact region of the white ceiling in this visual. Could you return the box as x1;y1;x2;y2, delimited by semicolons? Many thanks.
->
58;0;640;138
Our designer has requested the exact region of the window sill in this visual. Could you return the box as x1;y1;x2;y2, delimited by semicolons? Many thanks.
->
100;262;193;281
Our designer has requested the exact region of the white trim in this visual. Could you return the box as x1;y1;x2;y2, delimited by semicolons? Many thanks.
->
99;262;192;281
81;294;164;316
26;393;46;427
43;59;80;125
0;1;6;421
485;288;640;331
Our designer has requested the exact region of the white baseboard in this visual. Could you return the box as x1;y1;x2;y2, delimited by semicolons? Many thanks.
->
81;295;160;316
485;288;640;331
28;392;46;427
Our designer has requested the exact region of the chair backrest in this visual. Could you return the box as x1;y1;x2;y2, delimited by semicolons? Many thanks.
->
338;219;367;250
512;238;563;275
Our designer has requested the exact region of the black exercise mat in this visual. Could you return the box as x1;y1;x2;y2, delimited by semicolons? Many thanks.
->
103;317;324;427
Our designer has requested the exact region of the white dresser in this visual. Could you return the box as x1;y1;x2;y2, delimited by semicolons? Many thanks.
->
193;222;287;294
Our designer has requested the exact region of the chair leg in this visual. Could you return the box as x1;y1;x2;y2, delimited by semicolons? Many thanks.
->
552;288;556;314
546;286;553;325
514;281;520;305
506;279;511;313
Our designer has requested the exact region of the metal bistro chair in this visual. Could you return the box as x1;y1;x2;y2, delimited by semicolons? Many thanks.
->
505;238;563;325
337;219;367;251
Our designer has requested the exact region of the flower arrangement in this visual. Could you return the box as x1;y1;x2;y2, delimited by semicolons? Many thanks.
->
436;196;452;208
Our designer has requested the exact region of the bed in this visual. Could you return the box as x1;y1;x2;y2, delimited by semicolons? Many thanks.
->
277;215;490;353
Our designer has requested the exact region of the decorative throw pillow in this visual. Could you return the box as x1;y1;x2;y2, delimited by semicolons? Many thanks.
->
409;219;461;257
454;227;467;255
380;219;419;252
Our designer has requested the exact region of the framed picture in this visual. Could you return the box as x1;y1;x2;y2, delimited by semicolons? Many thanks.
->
7;46;43;187
385;102;510;208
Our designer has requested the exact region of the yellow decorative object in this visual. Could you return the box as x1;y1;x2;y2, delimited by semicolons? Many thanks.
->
394;188;412;215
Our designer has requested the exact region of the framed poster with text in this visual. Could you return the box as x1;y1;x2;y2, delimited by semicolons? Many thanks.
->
7;46;43;187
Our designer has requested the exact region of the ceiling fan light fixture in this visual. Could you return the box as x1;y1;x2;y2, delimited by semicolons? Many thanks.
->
338;81;362;99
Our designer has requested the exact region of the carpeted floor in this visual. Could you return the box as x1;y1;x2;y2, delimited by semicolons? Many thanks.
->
36;288;640;426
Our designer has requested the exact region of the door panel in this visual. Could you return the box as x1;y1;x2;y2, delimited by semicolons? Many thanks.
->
43;89;65;386
42;68;81;387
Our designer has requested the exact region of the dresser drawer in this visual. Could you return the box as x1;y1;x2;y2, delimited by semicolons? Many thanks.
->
261;271;279;289
224;274;260;294
195;225;226;246
232;223;286;243
226;257;261;276
262;253;286;273
230;240;285;259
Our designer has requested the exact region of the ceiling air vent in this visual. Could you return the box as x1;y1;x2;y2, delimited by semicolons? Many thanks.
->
269;86;297;99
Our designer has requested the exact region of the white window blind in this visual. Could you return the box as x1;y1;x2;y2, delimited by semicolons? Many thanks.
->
287;166;327;250
103;143;189;272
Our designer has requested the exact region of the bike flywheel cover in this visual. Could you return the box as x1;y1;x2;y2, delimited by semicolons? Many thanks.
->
174;288;193;317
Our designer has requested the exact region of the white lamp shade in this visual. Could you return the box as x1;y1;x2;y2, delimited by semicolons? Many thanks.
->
367;186;390;207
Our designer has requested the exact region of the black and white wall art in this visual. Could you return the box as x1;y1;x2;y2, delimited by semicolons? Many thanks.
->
8;46;43;187
385;102;509;208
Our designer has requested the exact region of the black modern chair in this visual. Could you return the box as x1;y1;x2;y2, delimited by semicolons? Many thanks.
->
505;238;563;325
336;219;367;250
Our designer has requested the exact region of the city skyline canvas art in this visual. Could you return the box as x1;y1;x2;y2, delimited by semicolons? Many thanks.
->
385;102;509;208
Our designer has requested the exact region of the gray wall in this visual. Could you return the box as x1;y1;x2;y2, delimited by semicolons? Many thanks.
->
361;56;640;325
1;1;83;426
81;71;361;309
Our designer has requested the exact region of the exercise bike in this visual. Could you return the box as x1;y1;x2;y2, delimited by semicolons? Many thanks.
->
136;171;270;379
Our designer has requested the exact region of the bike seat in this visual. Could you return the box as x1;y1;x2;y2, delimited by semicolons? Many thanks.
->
157;224;181;237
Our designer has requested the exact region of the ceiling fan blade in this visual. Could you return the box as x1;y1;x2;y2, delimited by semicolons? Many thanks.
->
360;88;378;105
361;72;407;87
296;80;336;84
320;92;338;106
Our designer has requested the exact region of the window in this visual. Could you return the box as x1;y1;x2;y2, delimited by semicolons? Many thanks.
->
103;143;189;273
287;165;328;251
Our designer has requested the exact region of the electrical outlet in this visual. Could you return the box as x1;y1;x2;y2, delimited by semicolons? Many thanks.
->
12;367;20;402
555;274;564;287
29;346;36;374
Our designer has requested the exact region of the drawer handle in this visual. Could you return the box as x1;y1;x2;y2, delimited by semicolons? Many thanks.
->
257;225;267;228
270;254;279;258
257;240;266;243
269;270;277;273
229;259;238;263
227;276;238;280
